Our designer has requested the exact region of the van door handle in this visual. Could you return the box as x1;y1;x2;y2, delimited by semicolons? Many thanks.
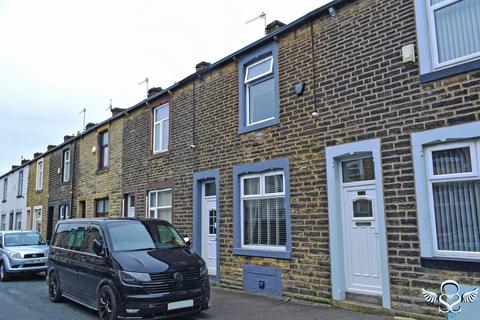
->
80;256;86;262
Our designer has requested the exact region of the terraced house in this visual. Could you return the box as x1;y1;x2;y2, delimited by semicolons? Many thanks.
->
0;0;479;319
0;161;29;231
26;152;51;237
45;136;76;242
119;0;480;319
72;110;125;220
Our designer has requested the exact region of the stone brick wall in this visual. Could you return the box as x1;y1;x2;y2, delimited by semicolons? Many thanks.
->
26;156;50;237
123;0;480;318
47;141;75;232
73;120;124;218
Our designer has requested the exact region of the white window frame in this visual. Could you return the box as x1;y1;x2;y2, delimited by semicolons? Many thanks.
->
63;149;71;182
17;170;23;197
152;103;169;153
15;212;21;230
240;171;286;252
425;140;480;259
244;56;275;127
2;178;7;201
0;214;6;231
60;205;70;220
36;159;44;191
426;0;480;69
34;207;42;233
147;189;172;222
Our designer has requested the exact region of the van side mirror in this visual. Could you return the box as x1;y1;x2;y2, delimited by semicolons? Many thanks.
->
183;236;191;247
92;239;104;256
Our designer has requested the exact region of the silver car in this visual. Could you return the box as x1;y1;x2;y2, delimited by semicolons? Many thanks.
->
0;231;49;281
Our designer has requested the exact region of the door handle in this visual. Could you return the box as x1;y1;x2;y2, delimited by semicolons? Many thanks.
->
80;256;87;262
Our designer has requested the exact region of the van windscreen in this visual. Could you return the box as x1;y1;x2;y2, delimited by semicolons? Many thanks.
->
107;220;186;252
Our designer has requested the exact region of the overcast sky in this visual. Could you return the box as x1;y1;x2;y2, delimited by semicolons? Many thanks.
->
0;0;331;174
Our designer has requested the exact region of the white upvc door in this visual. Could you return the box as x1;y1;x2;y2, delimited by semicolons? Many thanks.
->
127;194;135;218
342;184;382;296
202;183;217;276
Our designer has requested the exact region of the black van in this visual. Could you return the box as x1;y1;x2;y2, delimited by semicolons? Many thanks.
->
47;218;210;320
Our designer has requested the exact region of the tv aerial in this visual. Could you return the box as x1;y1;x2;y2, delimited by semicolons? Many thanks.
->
246;11;267;29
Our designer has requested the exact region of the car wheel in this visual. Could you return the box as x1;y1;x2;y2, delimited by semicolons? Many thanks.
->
98;284;119;320
48;272;63;302
0;262;9;282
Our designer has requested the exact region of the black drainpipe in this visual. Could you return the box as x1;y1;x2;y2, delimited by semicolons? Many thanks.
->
310;20;318;113
70;139;77;218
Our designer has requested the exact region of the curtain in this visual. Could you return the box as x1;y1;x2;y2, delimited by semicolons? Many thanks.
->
434;0;480;63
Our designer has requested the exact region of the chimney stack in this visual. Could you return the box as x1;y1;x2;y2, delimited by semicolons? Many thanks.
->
11;165;19;171
64;135;74;142
21;159;29;165
195;61;211;73
111;108;126;116
33;152;43;158
265;20;285;35
85;123;96;130
148;87;163;97
47;145;56;150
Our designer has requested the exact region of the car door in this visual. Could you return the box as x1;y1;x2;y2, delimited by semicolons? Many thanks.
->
60;223;84;298
50;223;76;295
78;224;108;306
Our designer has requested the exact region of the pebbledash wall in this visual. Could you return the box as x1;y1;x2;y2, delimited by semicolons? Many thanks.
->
72;117;124;219
0;162;29;231
121;0;480;319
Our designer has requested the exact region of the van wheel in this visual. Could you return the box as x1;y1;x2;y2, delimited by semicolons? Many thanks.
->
98;284;119;320
0;262;9;282
48;272;63;302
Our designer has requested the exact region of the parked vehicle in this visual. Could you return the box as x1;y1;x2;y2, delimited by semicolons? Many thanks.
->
47;218;210;320
0;230;49;281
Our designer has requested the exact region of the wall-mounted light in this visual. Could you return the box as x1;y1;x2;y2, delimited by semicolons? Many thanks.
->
311;111;319;118
329;7;336;17
294;81;305;96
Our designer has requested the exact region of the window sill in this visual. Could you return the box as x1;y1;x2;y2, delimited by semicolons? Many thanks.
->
233;247;291;260
149;151;169;160
238;118;280;135
16;195;23;199
1;200;5;203
96;168;109;175
35;190;43;194
420;59;480;83
421;257;480;272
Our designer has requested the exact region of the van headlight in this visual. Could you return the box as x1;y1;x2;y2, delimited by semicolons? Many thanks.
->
7;251;21;259
199;264;207;278
119;271;151;284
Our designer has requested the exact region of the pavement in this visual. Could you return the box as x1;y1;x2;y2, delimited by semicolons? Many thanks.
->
0;273;391;320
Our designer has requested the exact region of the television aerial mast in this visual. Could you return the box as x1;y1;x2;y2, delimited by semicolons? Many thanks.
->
245;11;267;30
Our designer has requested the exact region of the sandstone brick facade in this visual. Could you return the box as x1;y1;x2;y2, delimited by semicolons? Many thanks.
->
73;120;124;219
120;0;480;318
26;155;50;237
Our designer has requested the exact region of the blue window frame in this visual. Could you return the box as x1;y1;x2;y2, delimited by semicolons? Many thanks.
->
415;0;480;82
233;158;291;259
412;121;480;260
238;42;280;134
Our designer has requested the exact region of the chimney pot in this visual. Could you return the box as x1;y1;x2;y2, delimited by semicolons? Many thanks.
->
195;61;211;73
265;20;286;35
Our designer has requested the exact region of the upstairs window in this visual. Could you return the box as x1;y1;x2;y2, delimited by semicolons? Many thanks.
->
427;0;480;68
36;160;44;191
62;149;71;182
98;131;109;170
238;43;279;134
2;178;7;201
153;103;169;153
17;170;23;197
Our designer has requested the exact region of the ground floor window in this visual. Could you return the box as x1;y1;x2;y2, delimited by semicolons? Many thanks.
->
95;198;109;217
15;212;21;230
241;171;286;248
426;141;480;258
148;189;172;222
0;214;5;231
34;208;42;233
60;204;70;220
